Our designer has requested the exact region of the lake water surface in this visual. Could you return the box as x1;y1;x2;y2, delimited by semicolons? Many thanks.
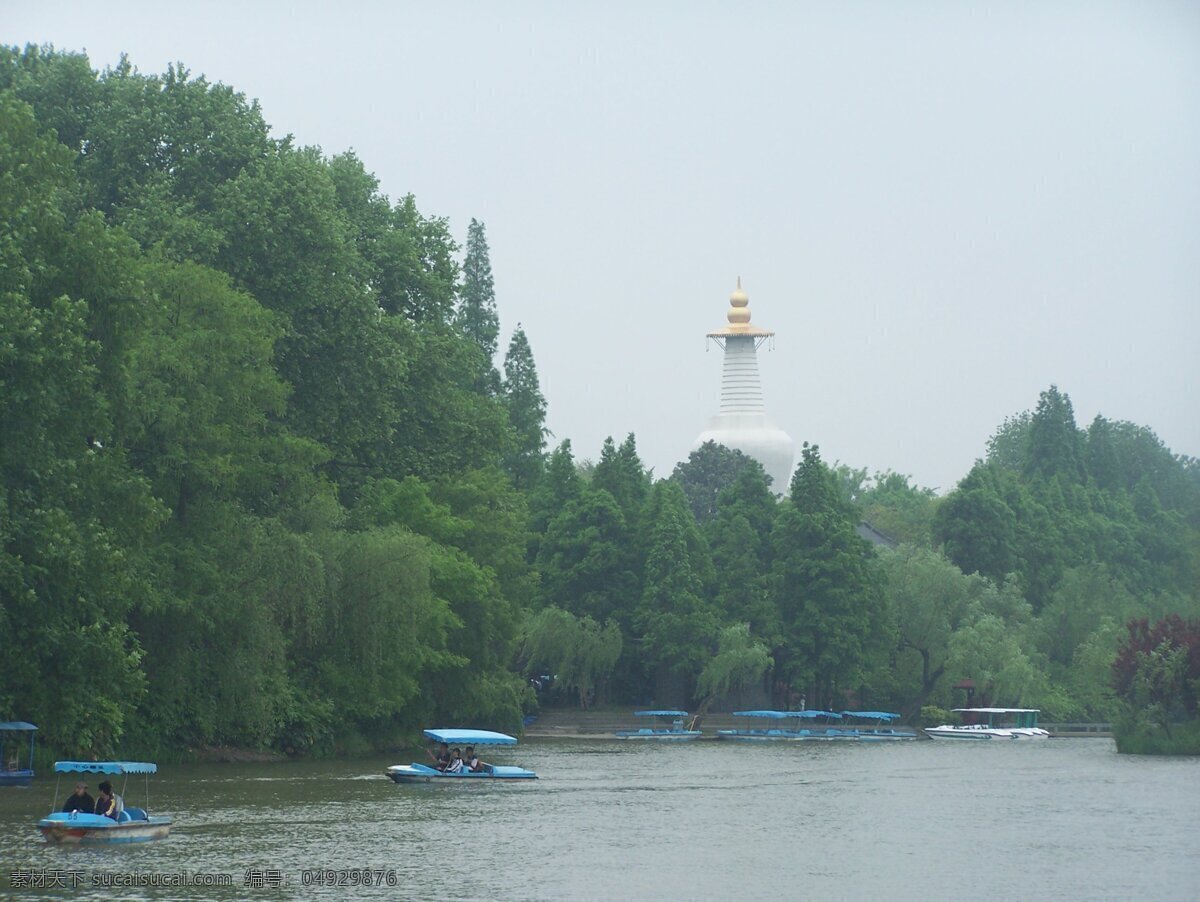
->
1;738;1197;900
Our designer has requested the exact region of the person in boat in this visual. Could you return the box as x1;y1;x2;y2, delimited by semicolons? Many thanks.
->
427;741;452;770
464;746;486;773
62;781;95;814
100;780;124;816
95;784;118;820
443;748;465;774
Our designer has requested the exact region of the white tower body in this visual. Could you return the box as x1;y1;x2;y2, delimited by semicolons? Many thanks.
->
693;281;795;492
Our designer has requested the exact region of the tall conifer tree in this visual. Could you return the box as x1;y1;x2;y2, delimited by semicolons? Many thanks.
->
502;325;548;490
456;218;500;392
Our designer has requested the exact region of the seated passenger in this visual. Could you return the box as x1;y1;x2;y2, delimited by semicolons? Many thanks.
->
442;749;465;774
427;741;452;771
62;781;95;814
464;746;486;773
98;780;124;816
94;785;118;820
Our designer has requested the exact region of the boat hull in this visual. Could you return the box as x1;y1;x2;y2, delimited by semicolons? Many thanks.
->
924;726;1050;740
0;770;34;787
613;730;702;740
38;812;172;844
386;763;537;784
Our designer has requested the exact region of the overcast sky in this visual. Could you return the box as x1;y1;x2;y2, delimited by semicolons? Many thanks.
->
6;1;1198;491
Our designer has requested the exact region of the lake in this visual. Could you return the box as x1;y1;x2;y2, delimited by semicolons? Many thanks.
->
1;738;1197;900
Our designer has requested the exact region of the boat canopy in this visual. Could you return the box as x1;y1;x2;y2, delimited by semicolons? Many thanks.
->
788;710;843;719
842;711;901;721
731;710;791;718
951;708;1040;714
423;729;517;746
633;710;689;717
54;761;158;775
0;722;38;731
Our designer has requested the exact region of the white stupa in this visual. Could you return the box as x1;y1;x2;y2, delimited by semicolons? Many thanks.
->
692;279;795;492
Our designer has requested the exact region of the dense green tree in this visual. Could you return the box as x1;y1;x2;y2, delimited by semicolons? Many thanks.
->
518;607;622;708
696;623;773;706
985;411;1032;472
501;325;548;491
0;93;156;752
527;440;584;549
535;487;639;628
854;471;939;547
593;434;652;536
1025;385;1086;483
671;441;768;524
706;466;779;641
878;546;986;713
455;217;500;392
635;481;720;695
328;153;459;324
770;445;886;706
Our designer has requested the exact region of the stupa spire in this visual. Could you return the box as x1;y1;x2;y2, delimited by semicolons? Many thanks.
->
692;280;795;492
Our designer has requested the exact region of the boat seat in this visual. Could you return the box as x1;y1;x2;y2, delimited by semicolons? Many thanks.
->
116;810;132;823
124;806;148;821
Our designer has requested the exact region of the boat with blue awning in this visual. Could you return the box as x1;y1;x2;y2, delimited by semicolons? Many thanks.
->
0;722;37;786
716;710;804;740
783;710;849;740
38;761;172;844
614;710;702;740
838;711;918;741
386;729;538;783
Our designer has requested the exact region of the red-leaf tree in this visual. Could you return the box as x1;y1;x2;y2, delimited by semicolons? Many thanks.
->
1112;616;1200;723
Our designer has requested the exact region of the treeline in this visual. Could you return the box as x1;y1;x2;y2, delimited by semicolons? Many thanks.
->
1;47;543;755
2;48;1197;757
527;396;1199;727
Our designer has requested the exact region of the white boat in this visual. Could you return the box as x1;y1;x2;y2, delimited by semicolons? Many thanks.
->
924;708;1049;740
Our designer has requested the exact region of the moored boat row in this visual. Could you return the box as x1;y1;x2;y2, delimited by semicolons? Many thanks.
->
716;710;920;741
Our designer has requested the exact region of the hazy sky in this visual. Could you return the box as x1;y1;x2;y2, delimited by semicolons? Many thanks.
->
6;1;1198;491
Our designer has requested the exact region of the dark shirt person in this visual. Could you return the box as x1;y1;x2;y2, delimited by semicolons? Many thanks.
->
62;781;94;814
426;741;451;771
95;786;118;820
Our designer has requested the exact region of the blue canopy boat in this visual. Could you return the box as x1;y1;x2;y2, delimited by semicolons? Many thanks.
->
716;710;802;740
0;722;37;786
783;710;848;740
839;711;917;741
614;710;702;740
386;729;538;783
38;761;172;844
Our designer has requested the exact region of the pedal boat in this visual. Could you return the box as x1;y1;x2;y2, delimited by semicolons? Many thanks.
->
0;721;37;786
614;710;702;740
386;729;537;783
838;711;918;741
716;710;808;740
924;708;1049;740
39;761;172;844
